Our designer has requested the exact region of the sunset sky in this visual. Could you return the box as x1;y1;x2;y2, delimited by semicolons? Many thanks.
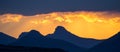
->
0;0;120;40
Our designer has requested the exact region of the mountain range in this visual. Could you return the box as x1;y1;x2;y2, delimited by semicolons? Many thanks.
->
47;26;102;48
10;30;85;52
0;26;120;52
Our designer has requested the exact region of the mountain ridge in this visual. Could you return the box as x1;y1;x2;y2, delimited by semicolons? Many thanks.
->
47;26;102;48
10;29;86;52
0;32;16;45
88;32;120;52
0;26;120;52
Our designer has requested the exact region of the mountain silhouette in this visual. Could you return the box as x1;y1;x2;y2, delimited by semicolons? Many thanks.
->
89;32;120;52
0;32;16;45
18;30;44;39
47;26;102;48
10;30;46;47
1;26;120;52
10;30;86;52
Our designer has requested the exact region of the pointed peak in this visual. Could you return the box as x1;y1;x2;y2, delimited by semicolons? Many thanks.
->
29;30;42;34
55;26;66;31
18;30;44;39
29;30;44;37
56;26;65;28
53;26;72;35
30;30;39;32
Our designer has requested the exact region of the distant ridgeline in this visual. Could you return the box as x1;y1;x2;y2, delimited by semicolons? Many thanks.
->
0;26;120;52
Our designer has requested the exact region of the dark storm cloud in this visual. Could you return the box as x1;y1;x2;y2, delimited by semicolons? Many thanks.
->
0;0;120;15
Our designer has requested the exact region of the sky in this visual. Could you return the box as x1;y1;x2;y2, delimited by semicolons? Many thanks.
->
0;0;120;40
0;0;120;15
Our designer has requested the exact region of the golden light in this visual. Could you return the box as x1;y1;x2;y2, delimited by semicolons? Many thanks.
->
0;14;22;23
0;11;120;40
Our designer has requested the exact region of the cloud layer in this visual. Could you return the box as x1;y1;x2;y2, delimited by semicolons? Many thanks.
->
0;11;120;39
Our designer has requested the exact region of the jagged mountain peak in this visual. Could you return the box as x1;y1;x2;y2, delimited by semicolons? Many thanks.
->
47;26;102;48
29;30;43;36
54;26;71;34
18;30;44;39
30;30;39;33
55;26;66;30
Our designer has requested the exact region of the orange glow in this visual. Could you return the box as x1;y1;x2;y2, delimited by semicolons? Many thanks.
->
0;14;22;23
0;11;120;40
